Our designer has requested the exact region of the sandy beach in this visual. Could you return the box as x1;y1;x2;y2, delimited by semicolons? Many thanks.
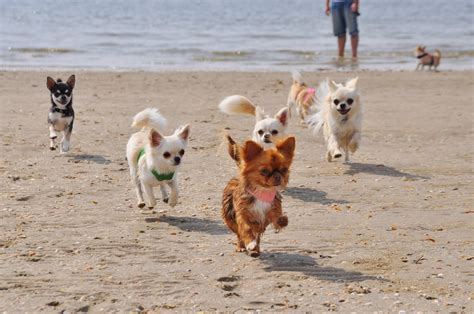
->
0;70;473;312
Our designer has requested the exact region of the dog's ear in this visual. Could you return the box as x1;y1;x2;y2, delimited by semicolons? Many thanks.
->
66;75;76;89
226;134;240;163
328;80;338;93
46;77;56;91
242;140;263;162
149;129;164;147
275;107;289;127
255;106;266;121
346;77;359;89
176;124;190;141
277;136;295;160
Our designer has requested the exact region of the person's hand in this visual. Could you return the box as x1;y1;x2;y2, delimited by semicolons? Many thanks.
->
351;2;358;13
325;6;331;16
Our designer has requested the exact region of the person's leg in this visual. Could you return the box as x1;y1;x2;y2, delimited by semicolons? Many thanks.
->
338;35;346;58
351;34;358;58
345;2;359;58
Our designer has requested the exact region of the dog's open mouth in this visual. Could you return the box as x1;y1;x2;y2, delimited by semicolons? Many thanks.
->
337;108;351;115
264;139;272;144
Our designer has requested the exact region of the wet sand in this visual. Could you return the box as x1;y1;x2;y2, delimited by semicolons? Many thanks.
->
0;70;473;312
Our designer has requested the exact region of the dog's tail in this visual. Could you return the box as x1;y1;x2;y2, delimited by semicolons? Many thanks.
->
219;95;265;118
292;70;304;85
305;79;329;134
131;108;167;131
434;49;441;58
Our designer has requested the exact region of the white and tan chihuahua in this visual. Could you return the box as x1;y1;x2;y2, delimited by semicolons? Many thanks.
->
307;77;362;163
126;108;190;209
218;95;289;150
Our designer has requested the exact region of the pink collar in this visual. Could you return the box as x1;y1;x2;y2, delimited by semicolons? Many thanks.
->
304;87;316;103
247;188;277;203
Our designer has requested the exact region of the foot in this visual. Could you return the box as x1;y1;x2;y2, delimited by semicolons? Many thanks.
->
333;151;342;159
248;250;260;258
163;198;169;204
277;216;288;228
137;202;146;208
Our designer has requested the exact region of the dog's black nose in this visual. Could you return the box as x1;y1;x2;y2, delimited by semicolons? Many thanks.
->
174;156;181;165
264;134;270;139
340;103;346;109
273;173;282;185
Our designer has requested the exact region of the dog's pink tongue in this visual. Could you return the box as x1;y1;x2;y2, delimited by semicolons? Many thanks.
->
248;188;277;203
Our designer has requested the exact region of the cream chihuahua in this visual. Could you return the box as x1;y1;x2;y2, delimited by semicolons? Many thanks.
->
126;108;190;209
218;95;289;150
307;77;362;162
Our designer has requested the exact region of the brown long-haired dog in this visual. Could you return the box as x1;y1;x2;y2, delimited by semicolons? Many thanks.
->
287;71;317;124
221;136;296;257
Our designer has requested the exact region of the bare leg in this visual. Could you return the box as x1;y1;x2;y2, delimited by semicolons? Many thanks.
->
351;35;359;58
338;35;346;58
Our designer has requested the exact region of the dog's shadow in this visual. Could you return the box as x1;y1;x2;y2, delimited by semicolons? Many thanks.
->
69;154;112;165
146;215;229;235
283;187;349;204
345;162;429;180
261;252;387;282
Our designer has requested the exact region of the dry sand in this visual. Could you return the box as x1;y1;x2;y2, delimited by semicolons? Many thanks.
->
0;70;473;312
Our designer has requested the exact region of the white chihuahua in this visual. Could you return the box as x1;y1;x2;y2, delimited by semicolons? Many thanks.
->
126;108;190;209
218;95;289;149
306;77;362;162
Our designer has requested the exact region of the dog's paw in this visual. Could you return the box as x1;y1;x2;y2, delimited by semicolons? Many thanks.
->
137;202;146;208
277;216;288;228
49;146;56;151
162;198;169;204
147;206;154;210
248;250;260;258
333;153;342;159
169;198;178;207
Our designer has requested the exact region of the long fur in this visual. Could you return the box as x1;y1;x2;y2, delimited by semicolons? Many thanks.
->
131;108;167;131
306;79;329;134
218;95;258;116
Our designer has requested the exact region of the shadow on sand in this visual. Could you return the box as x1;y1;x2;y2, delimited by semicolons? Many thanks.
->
283;187;349;204
69;154;112;165
261;252;388;283
344;162;429;180
146;215;229;235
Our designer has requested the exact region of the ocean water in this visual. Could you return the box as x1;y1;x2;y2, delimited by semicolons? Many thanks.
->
1;0;473;71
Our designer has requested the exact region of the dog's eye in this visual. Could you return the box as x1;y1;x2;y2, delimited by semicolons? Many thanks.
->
258;130;264;136
163;152;171;158
333;99;340;105
179;149;185;156
260;168;271;176
271;130;278;135
65;89;69;93
347;98;354;105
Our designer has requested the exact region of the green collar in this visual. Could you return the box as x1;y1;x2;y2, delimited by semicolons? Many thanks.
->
137;148;175;181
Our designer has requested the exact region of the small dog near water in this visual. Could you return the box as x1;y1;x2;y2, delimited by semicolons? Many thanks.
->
307;77;362;162
46;75;75;153
221;136;295;257
126;108;190;209
414;46;441;71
